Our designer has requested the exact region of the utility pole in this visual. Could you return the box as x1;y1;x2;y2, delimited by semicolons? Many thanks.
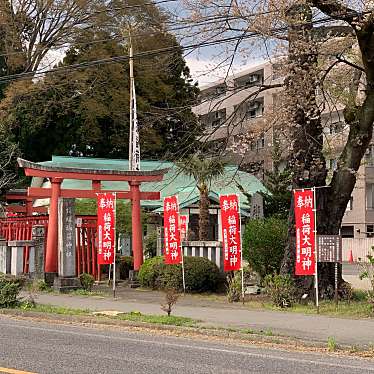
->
128;28;140;171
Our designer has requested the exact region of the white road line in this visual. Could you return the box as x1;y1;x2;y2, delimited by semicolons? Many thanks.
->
0;367;37;374
2;319;374;372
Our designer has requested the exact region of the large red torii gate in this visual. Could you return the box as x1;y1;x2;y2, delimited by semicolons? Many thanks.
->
17;158;168;278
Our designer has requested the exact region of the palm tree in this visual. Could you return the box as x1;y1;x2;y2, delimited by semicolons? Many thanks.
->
177;155;225;241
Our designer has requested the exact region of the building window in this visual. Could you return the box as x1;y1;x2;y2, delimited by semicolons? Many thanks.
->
235;72;264;88
245;100;263;119
341;225;354;238
210;109;226;128
367;225;374;238
367;184;374;209
365;145;374;166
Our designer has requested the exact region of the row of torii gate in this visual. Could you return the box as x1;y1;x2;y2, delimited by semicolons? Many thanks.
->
16;158;168;282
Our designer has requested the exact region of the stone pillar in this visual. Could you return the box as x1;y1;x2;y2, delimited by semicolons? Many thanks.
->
250;192;264;219
54;198;80;292
8;240;33;276
0;239;10;274
30;225;45;280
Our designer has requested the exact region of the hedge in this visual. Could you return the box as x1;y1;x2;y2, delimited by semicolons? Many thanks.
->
243;217;287;279
138;256;221;292
0;274;24;308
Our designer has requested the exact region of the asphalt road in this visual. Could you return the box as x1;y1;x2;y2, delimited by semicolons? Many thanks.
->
1;316;374;374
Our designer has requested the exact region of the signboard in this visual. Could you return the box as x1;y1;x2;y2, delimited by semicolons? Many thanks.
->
294;189;315;276
250;192;264;219
179;215;189;242
97;192;116;265
317;235;342;263
220;194;242;272
164;195;182;264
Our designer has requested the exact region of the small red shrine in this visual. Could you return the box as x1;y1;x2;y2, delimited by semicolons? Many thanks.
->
17;158;168;279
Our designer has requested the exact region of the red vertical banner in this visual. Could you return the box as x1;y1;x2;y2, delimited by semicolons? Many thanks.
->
220;194;242;272
294;189;315;275
97;192;116;265
179;215;189;242
164;196;182;264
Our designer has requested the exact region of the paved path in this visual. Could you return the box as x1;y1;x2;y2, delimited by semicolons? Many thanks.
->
29;292;374;347
1;316;374;374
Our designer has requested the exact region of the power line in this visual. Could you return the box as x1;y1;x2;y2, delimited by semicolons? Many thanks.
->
0;15;345;84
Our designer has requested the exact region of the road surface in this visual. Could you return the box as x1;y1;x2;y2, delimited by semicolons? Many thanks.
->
0;316;373;374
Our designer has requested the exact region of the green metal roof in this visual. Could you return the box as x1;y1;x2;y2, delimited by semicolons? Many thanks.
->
35;155;267;213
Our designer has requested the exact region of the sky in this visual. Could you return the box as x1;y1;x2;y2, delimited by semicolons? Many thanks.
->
163;1;267;86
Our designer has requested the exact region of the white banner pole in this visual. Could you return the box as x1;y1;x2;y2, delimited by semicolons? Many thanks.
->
313;187;319;313
237;194;245;304
177;196;186;294
113;192;117;299
181;251;186;294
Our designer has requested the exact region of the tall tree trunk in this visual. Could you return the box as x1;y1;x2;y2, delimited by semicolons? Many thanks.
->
199;184;210;240
282;2;374;298
280;4;330;295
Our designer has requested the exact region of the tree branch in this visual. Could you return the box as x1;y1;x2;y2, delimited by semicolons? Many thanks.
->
336;55;365;72
309;0;359;24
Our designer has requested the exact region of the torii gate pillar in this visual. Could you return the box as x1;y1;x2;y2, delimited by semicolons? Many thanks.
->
130;182;143;271
45;178;62;277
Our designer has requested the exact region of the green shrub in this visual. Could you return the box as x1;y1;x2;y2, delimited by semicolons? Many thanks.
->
27;279;50;293
138;256;220;292
79;273;95;291
359;246;374;311
264;274;297;308
144;232;158;259
0;275;23;308
118;256;134;279
243;218;287;280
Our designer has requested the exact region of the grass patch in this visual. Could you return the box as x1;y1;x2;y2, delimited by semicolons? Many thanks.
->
327;336;337;352
18;302;89;315
116;311;198;327
242;297;373;318
288;300;373;318
14;302;198;327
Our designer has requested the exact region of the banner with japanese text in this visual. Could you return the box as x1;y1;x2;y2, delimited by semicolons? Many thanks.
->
164;195;182;264
294;189;315;275
179;215;189;242
220;194;242;272
97;192;116;265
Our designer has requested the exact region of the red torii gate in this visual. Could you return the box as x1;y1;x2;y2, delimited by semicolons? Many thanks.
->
17;158;168;278
5;189;48;216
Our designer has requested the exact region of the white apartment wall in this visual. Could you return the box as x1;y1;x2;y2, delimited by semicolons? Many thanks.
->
193;59;374;236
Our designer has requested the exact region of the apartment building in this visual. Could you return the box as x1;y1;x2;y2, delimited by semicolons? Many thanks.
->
193;61;374;239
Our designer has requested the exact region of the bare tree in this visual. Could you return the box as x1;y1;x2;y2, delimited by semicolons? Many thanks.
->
182;0;374;296
0;0;105;74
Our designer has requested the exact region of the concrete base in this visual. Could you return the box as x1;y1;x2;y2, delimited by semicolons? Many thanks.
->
53;277;81;293
45;272;58;287
129;270;140;288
